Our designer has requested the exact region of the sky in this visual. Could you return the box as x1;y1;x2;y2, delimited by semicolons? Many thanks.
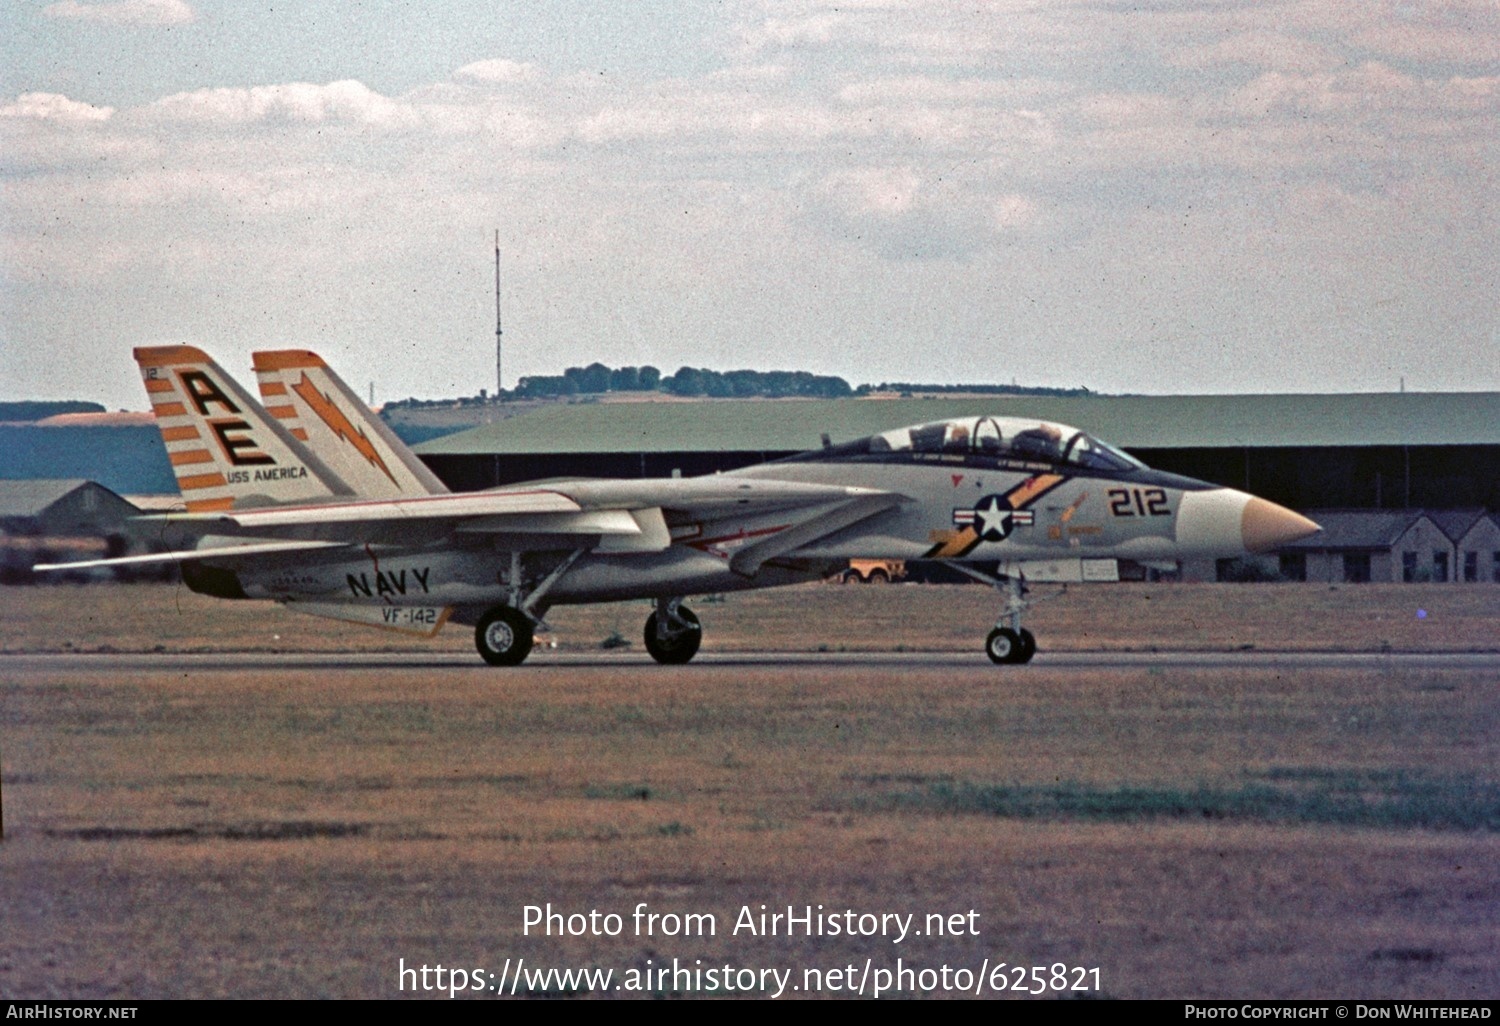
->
1;0;1496;411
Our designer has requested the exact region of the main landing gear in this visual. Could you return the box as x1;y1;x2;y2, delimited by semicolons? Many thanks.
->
644;597;701;665
943;563;1038;665
473;549;584;667
475;605;534;666
474;595;704;667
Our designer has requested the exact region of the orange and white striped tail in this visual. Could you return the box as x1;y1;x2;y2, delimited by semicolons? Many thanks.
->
135;345;351;512
252;349;447;499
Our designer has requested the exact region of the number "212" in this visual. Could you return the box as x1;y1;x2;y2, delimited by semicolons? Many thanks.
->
1107;487;1170;517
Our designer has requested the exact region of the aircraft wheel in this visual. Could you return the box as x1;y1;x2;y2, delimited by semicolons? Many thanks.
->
1017;628;1037;664
475;605;534;666
644;606;701;665
986;627;1024;665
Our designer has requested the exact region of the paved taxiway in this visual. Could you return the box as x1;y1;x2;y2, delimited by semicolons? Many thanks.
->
6;650;1497;674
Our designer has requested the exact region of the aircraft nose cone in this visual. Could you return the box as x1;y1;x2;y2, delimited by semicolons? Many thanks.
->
1241;498;1320;553
1176;488;1320;557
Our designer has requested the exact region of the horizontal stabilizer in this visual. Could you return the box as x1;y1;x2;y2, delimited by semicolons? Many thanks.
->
452;508;644;535
454;507;671;551
164;488;583;532
34;539;351;572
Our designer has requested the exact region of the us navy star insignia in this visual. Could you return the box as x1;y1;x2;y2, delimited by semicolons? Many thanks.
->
953;493;1035;542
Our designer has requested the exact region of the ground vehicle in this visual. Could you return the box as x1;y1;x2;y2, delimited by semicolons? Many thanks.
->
838;559;906;584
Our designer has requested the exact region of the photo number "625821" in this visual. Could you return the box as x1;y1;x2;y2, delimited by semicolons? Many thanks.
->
1107;487;1170;517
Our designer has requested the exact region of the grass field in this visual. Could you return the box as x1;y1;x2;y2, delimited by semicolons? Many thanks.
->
2;583;1497;999
2;579;1497;656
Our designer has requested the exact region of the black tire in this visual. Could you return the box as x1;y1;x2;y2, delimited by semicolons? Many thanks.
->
1016;628;1037;664
644;606;702;665
986;626;1023;665
866;569;889;584
475;606;534;666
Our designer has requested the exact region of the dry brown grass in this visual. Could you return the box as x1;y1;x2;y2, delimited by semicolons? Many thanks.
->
3;636;1497;999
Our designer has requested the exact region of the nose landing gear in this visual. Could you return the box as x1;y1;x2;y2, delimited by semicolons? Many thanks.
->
986;573;1037;664
985;625;1037;665
943;562;1038;665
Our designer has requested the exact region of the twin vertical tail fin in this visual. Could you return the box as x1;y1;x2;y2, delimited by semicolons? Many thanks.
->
135;346;353;511
252;350;448;499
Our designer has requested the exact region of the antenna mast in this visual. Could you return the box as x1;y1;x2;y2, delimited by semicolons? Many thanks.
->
494;231;503;399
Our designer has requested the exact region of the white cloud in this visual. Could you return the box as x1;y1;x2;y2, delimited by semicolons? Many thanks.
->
992;192;1038;231
709;63;789;83
574;103;680;145
148;80;406;127
453;59;541;85
1352;14;1500;68
825;166;922;216
0;92;114;122
1171;31;1341;74
733;1;1078;70
4;0;1498;404
838;76;1060;107
42;0;195;26
739;12;848;52
1229;63;1500;119
801;167;1009;259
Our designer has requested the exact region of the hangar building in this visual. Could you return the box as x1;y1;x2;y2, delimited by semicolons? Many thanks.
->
0;479;142;582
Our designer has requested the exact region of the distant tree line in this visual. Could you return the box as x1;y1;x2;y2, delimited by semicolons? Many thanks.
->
0;400;106;422
515;363;662;398
383;364;1094;410
513;363;855;400
867;382;1094;397
663;367;853;399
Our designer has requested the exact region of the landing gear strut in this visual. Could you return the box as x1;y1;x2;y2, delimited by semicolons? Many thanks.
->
644;597;701;665
985;574;1037;664
943;562;1038;665
474;549;585;667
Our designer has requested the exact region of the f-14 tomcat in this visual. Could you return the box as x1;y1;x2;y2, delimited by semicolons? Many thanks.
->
41;346;1320;666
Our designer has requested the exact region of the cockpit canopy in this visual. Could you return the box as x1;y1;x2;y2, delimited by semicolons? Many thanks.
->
818;416;1146;472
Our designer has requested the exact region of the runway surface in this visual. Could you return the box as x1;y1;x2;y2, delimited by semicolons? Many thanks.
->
5;649;1498;674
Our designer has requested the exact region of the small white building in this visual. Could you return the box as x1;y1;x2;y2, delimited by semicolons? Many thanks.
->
1453;512;1500;584
0;478;161;582
1248;509;1498;584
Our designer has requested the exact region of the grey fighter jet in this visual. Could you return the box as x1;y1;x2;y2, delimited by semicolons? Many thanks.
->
40;346;1320;666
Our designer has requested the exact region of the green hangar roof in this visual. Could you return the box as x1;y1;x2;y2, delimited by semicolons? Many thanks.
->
413;392;1500;456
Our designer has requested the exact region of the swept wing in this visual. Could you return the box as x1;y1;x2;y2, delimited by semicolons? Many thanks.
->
144;478;903;554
